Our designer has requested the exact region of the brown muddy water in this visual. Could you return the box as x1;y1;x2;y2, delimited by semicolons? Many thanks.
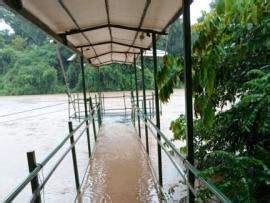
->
0;89;186;202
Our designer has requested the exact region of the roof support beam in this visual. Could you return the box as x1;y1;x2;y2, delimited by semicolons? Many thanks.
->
61;24;167;36
93;60;133;66
88;51;140;60
76;41;149;50
104;0;113;61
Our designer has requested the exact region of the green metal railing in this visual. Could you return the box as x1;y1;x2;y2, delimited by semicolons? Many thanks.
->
131;103;231;202
4;99;103;203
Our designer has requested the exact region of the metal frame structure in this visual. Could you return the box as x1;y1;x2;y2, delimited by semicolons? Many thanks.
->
76;41;149;50
124;0;151;64
152;32;163;186
140;49;149;154
88;51;140;60
132;106;231;202
58;0;102;65
4;106;102;202
134;58;141;138
0;0;177;66
80;54;92;157
182;0;195;202
61;23;167;36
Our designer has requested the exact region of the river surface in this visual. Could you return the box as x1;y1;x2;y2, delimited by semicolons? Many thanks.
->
0;89;186;202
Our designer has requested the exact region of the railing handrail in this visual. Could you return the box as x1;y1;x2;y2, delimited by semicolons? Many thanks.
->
4;109;96;202
30;125;88;202
134;105;231;203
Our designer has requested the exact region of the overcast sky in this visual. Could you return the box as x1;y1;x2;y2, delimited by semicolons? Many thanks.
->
190;0;212;24
0;0;212;33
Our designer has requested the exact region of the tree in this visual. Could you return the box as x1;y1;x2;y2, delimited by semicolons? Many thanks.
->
4;62;57;94
158;0;270;201
0;7;47;45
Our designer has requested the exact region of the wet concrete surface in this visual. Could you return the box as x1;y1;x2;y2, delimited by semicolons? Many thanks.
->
80;121;159;202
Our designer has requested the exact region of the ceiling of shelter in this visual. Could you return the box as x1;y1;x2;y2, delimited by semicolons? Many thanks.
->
1;0;183;66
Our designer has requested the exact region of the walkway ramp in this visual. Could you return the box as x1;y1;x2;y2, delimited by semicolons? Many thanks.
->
80;121;159;202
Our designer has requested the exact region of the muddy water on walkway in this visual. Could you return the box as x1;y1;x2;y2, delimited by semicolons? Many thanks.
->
81;121;159;202
0;89;186;202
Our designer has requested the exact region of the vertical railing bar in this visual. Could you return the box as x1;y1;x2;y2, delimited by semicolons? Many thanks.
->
134;58;141;138
123;92;127;118
152;92;155;116
80;54;91;157
141;49;149;154
102;93;105;116
152;33;163;186
95;94;102;127
131;91;135;126
27;151;41;203
89;97;97;141
73;94;76;119
149;100;152;119
77;93;80;121
68;121;80;194
68;96;70;119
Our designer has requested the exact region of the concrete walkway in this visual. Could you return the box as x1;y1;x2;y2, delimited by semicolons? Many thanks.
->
80;121;159;202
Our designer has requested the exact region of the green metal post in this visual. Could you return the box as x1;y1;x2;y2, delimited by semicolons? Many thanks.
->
123;92;127;117
77;93;80;121
89;97;97;141
95;94;102;127
130;64;133;90
80;55;91;157
27;151;41;203
102;93;105;116
141;49;149;154
183;0;195;202
131;90;135;126
152;92;155;116
68;121;80;193
152;33;163;186
130;64;135;125
73;94;77;118
134;58;141;138
98;68;102;119
149;100;152;119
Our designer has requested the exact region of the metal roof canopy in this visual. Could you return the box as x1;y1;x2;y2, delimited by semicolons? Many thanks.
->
1;0;183;66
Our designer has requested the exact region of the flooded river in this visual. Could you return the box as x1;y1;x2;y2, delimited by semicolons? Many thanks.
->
0;89;186;202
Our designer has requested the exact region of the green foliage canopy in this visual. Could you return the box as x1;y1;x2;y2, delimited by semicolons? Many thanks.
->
158;0;270;201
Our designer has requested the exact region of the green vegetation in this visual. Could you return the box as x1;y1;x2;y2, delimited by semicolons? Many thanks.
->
158;0;270;201
0;7;183;95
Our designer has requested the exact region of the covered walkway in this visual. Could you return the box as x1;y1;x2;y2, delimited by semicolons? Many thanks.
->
80;121;159;202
